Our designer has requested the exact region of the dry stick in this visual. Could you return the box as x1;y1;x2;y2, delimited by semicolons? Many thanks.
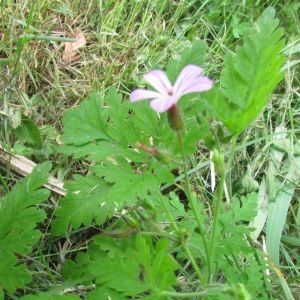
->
0;145;65;196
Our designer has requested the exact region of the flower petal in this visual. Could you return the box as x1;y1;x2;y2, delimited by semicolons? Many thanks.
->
130;89;161;102
144;70;173;95
173;64;204;95
150;97;176;113
178;76;213;97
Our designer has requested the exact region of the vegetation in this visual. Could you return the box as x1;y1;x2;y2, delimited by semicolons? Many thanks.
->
0;1;299;299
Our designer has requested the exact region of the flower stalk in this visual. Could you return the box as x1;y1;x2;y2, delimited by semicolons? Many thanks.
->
157;193;205;283
130;64;213;283
209;135;237;280
176;127;211;283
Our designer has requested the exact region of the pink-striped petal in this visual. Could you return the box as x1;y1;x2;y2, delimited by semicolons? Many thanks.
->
150;97;176;113
130;89;161;102
130;64;213;113
144;70;173;95
173;65;204;95
178;76;213;97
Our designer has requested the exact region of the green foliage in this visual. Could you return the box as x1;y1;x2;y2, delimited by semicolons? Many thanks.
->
60;91;111;147
20;294;80;300
51;9;286;297
60;73;208;162
59;88;156;161
51;160;163;235
0;163;51;295
51;174;112;235
62;235;178;299
208;7;285;134
14;114;42;146
155;192;208;260
219;193;258;257
1;1;297;299
223;254;269;299
217;193;269;298
266;133;299;265
166;40;207;82
54;40;212;236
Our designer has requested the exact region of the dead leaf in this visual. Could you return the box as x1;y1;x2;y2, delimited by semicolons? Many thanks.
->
62;28;86;63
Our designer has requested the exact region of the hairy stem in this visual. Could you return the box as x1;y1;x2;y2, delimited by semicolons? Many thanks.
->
161;283;237;297
209;135;237;280
176;129;211;283
209;168;225;278
158;193;205;283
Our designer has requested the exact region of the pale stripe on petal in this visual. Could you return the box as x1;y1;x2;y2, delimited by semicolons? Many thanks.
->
144;70;173;95
174;64;204;95
130;89;161;102
178;76;213;97
130;64;213;112
150;98;176;113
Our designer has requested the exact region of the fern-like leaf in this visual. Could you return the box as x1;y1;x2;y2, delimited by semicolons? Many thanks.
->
0;162;51;295
51;174;112;235
209;7;285;134
52;157;161;235
20;293;81;300
62;235;178;298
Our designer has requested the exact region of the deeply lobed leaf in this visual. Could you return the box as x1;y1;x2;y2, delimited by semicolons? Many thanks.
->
209;7;285;134
0;162;51;294
62;235;178;298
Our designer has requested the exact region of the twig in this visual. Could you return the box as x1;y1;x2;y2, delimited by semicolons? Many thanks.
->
0;145;66;196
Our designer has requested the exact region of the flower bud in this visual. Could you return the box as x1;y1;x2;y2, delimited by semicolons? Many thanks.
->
212;148;224;175
136;142;172;163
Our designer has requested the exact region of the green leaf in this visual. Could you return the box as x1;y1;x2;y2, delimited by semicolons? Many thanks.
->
55;86;176;236
14;114;42;146
60;91;111;146
266;179;296;266
249;178;268;241
265;129;299;265
91;158;161;203
63;235;178;298
223;254;268;299
0;162;51;294
20;294;81;300
87;288;127;300
209;8;285;134
219;193;258;256
218;193;269;298
59;88;156;162
167;40;207;82
281;235;300;247
52;155;162;236
51;174;112;235
102;88;131;147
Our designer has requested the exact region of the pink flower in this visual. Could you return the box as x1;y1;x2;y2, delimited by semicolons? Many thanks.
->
130;64;213;113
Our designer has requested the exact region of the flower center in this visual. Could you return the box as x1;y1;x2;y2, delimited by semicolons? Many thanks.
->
167;89;173;96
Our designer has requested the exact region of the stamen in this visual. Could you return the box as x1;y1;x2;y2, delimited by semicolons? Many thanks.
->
168;89;173;96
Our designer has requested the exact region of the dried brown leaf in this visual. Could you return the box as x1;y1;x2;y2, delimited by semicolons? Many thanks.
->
62;28;86;63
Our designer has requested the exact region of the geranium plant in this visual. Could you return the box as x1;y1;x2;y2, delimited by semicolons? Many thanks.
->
0;7;291;300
